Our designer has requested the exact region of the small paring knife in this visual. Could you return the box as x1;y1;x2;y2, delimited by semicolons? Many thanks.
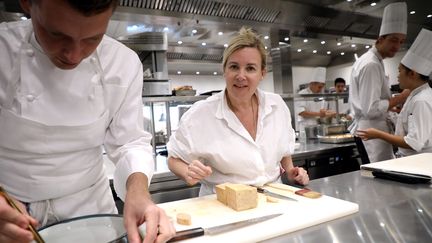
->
254;186;298;202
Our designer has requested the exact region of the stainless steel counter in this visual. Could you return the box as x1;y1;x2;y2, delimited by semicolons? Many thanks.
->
263;171;432;243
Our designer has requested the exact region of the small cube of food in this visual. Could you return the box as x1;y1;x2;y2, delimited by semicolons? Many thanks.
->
176;213;192;225
266;196;279;203
226;184;258;211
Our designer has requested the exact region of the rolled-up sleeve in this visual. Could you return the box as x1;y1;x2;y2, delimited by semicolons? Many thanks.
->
104;58;154;201
358;63;389;119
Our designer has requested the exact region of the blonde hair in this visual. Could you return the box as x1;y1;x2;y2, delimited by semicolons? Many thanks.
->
222;27;267;71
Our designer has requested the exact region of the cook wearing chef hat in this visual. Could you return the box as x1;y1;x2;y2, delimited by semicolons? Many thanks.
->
297;67;336;132
349;2;411;162
357;28;432;157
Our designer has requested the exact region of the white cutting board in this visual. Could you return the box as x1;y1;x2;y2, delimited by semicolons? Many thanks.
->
158;184;358;242
361;153;432;176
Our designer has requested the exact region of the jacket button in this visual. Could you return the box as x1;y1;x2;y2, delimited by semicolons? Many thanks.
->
26;94;35;102
90;57;97;63
26;49;34;57
88;94;95;100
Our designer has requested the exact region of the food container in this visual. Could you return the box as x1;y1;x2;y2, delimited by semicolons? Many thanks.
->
320;124;346;135
317;134;354;143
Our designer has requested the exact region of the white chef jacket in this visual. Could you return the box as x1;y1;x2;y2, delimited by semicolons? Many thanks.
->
395;83;432;156
349;46;394;162
0;20;153;209
297;87;326;130
167;89;295;196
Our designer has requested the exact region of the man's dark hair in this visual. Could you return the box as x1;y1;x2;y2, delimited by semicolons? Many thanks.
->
334;77;346;86
30;0;118;16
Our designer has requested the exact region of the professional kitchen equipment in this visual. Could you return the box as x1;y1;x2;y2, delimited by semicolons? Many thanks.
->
143;80;171;96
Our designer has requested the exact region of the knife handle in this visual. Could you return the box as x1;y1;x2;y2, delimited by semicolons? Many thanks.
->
167;227;205;242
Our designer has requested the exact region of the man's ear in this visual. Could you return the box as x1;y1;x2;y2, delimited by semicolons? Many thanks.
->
19;0;31;16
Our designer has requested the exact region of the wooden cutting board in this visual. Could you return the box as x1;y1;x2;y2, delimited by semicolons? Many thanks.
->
361;153;432;176
158;184;358;242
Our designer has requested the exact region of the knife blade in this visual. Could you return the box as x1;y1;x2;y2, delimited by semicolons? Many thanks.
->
254;186;298;202
167;213;282;242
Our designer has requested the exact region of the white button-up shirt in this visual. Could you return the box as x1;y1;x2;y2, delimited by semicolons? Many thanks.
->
396;83;432;156
167;89;295;196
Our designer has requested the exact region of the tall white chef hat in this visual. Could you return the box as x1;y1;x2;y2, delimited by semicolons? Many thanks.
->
379;2;407;36
310;67;326;83
401;28;432;76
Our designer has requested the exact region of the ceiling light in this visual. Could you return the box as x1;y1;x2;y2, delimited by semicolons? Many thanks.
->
365;45;370;49
297;49;302;52
196;71;200;75
347;0;352;2
192;29;197;34
410;11;415;15
264;36;269;40
303;39;308;43
321;41;326;45
341;52;345;55
327;51;331;54
201;42;206;46
428;14;432;18
177;40;183;45
224;43;228;48
218;32;223;35
163;27;169;32
177;71;182;75
20;16;28;20
370;2;376;6
284;37;290;41
312;50;317;53
265;46;268;49
351;44;356;47
337;42;341;46
213;72;218;75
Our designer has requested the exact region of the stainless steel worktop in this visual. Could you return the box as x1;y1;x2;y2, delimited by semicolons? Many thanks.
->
263;171;432;243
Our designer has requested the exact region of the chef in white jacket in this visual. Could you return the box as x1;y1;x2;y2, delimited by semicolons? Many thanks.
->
357;29;432;157
349;2;410;162
297;67;335;132
0;1;174;243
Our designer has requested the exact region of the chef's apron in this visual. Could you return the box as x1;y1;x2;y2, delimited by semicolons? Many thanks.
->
0;30;117;226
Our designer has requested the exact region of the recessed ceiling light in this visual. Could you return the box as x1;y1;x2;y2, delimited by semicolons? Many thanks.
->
341;52;345;55
410;11;415;15
265;46;268;49
312;50;317;53
351;44;356;47
163;27;169;32
177;71;182;75
177;40;183;44
196;71;200;75
218;32;223;35
365;45;370;49
327;51;331;54
347;0;352;2
321;41;326;44
428;14;432;18
192;29;197;34
213;72;217;75
370;2;376;6
201;42;206;46
297;49;302;52
20;16;28;20
337;42;341;46
223;43;228;48
303;39;308;43
284;37;290;41
264;36;269;40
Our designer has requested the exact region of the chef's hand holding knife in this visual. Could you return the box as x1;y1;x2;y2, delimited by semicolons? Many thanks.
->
0;194;38;243
185;160;213;185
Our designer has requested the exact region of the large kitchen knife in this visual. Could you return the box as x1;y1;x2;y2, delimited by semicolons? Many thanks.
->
254;186;298;202
167;213;282;242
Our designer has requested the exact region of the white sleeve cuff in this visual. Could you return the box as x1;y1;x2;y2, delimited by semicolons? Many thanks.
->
113;150;154;201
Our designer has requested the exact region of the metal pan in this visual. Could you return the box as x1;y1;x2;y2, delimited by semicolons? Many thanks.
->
317;134;354;143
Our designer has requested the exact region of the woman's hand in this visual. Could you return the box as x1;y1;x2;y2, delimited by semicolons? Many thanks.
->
356;128;380;140
185;160;213;186
287;167;309;185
